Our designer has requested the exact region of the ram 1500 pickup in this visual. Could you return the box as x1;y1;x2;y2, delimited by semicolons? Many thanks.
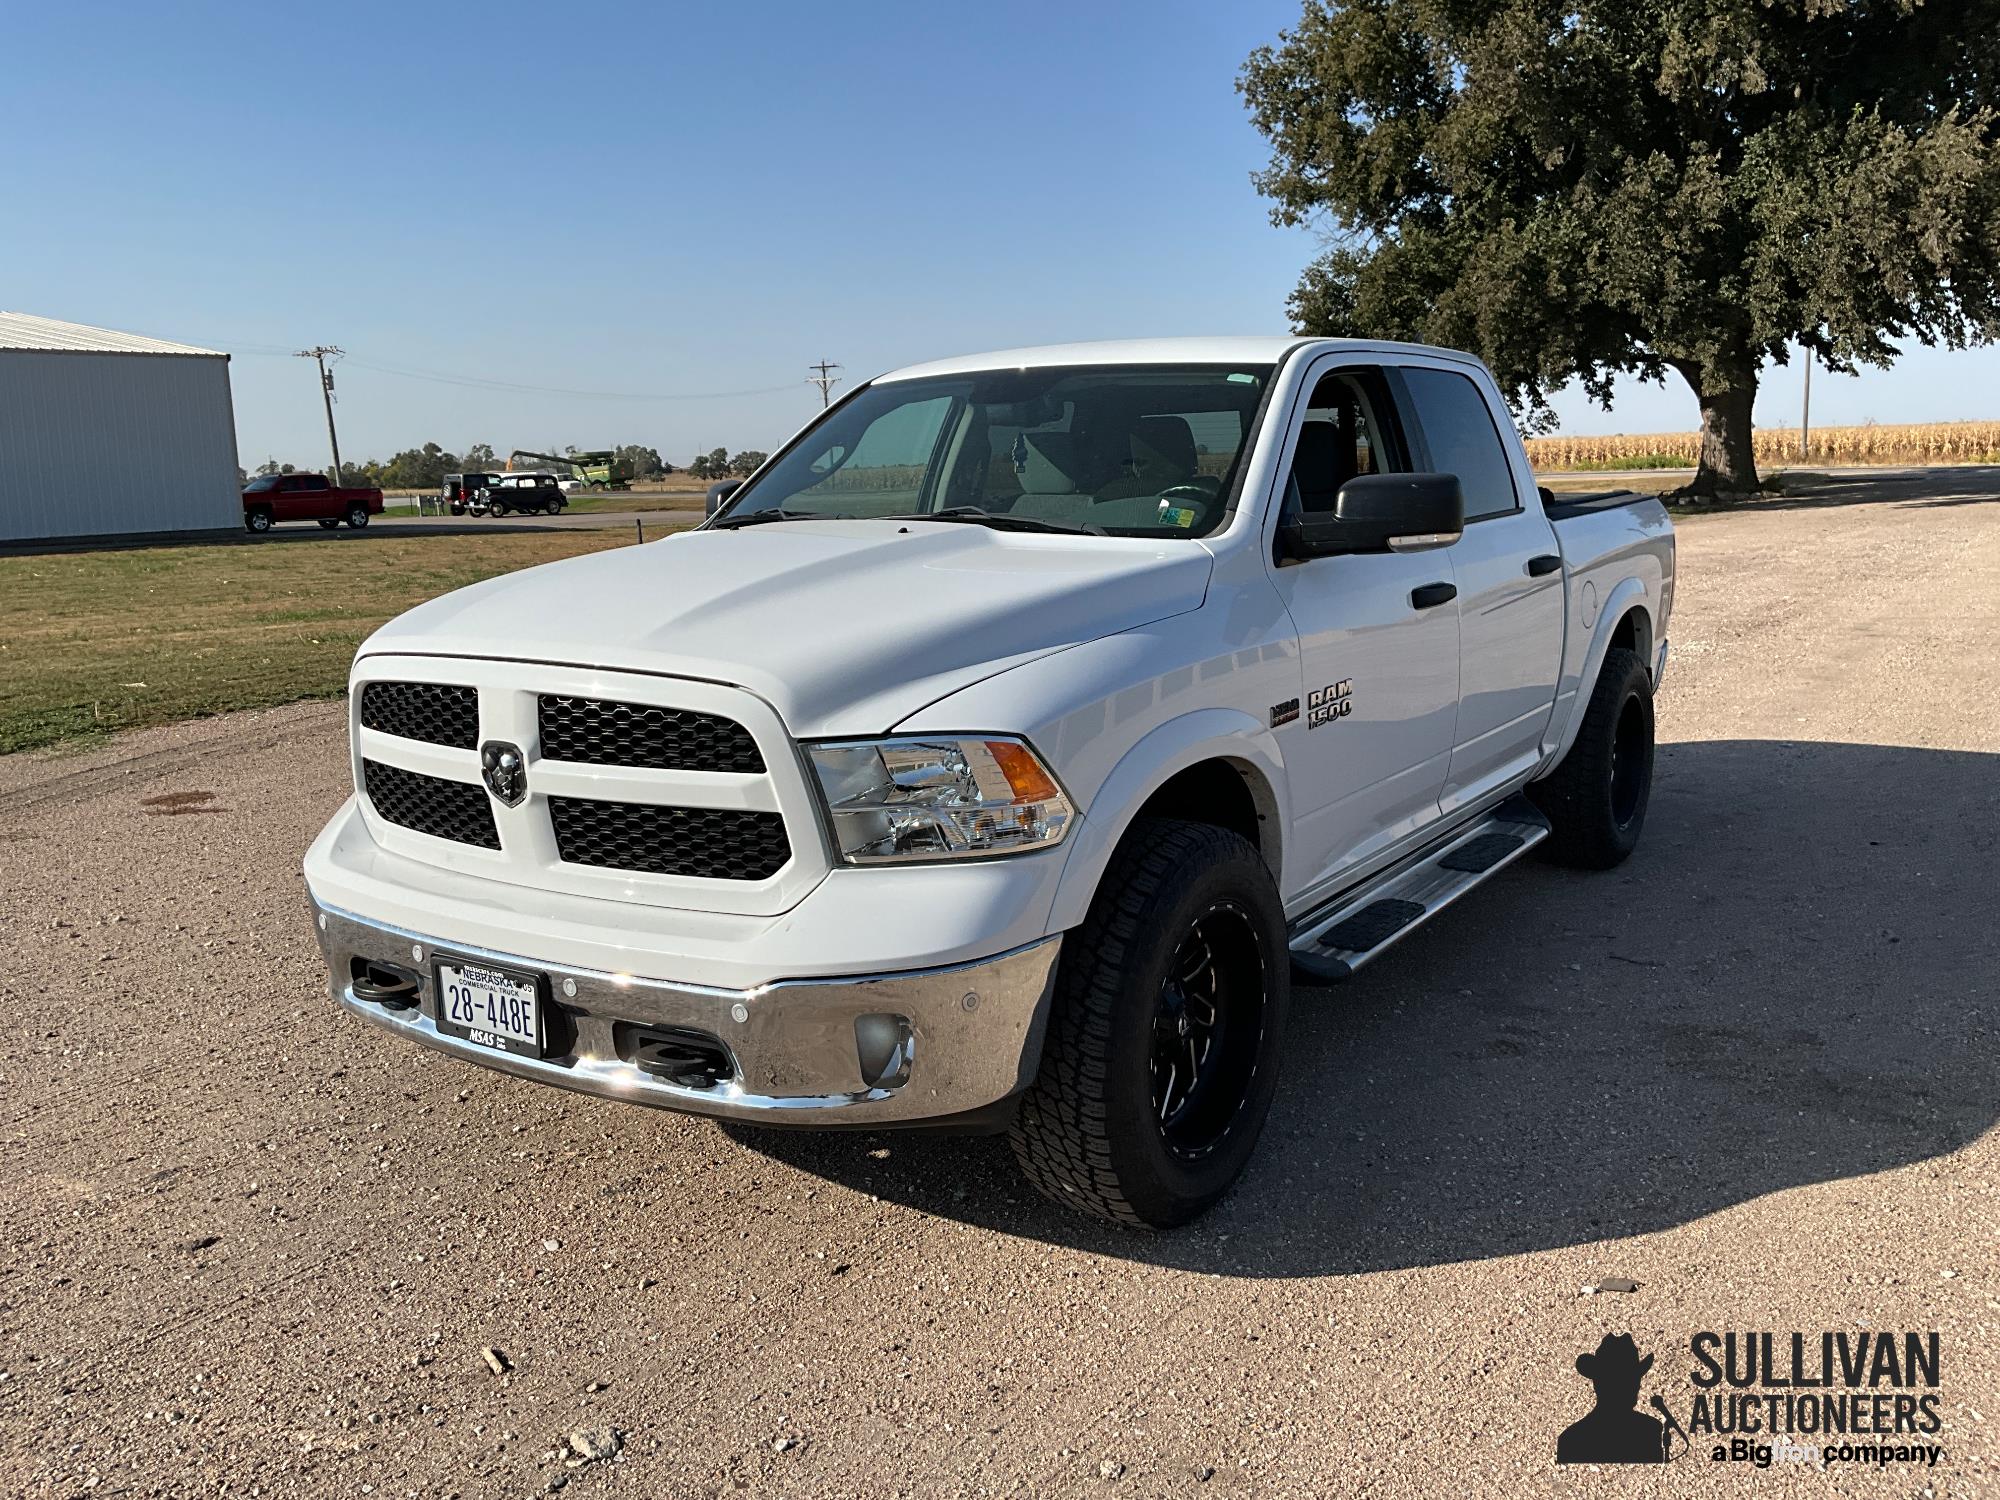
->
304;338;1674;1226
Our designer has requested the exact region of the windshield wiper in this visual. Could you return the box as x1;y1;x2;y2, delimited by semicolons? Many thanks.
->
888;506;1104;536
707;508;851;530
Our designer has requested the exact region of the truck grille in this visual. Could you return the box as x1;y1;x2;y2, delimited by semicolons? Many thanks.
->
360;681;479;749
352;662;819;912
361;760;500;849
537;694;764;772
548;797;790;880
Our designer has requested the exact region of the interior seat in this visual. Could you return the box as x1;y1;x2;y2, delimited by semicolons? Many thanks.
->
1095;415;1200;501
1290;417;1357;514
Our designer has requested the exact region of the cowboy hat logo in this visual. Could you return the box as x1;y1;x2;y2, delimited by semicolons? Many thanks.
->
1556;1333;1667;1464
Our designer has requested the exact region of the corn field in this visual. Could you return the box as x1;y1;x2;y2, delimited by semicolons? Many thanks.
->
1525;421;2000;471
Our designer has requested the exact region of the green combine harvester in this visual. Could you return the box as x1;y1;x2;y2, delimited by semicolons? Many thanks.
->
507;449;622;489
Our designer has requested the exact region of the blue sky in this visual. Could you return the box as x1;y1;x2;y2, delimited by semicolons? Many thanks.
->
4;0;1994;468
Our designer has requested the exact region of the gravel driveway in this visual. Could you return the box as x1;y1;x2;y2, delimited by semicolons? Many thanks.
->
3;474;1996;1497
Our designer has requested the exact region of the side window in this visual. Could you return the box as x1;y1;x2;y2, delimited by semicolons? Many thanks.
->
1399;368;1520;521
305;475;331;492
1285;369;1401;516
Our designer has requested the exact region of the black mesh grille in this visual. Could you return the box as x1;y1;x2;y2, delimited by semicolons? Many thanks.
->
548;798;788;880
362;760;500;849
360;681;478;749
538;695;763;773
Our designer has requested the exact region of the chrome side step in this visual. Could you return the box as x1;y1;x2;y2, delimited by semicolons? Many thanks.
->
1287;796;1551;984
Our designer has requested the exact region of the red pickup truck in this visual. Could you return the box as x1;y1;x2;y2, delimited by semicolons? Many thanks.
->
242;473;385;533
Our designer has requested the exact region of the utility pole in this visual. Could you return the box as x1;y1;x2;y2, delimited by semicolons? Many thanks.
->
295;346;346;482
807;359;842;408
1800;347;1813;460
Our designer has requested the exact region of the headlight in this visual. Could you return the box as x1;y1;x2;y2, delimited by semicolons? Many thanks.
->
807;736;1074;863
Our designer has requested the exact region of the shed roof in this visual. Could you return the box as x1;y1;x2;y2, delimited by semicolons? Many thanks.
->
0;311;225;357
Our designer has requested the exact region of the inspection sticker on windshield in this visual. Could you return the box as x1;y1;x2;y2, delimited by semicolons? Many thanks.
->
1159;505;1198;528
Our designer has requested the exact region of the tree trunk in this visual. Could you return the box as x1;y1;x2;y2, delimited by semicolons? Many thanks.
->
1674;362;1760;495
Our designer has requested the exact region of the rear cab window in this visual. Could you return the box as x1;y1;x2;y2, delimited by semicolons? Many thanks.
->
1397;367;1520;521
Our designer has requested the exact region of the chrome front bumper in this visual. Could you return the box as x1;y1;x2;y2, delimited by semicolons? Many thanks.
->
310;901;1061;1125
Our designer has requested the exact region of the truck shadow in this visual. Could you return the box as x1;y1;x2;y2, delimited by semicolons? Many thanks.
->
723;738;2000;1276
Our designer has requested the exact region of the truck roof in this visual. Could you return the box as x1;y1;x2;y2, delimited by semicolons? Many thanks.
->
875;336;1489;383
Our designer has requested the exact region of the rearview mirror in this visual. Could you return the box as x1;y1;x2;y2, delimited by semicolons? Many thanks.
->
1278;472;1465;560
705;479;742;517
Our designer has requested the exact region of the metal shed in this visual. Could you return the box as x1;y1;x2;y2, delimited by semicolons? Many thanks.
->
0;311;241;544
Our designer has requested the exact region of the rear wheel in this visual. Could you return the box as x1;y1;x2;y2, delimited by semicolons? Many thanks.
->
246;507;273;533
1010;818;1288;1228
1529;645;1654;868
344;504;369;529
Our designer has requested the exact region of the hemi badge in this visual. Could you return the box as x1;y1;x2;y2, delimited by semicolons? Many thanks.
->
1270;698;1300;728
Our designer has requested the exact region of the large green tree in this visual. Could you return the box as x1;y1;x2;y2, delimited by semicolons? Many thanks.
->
1240;1;2000;494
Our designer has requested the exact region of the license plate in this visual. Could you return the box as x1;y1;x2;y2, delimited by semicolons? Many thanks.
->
434;959;543;1057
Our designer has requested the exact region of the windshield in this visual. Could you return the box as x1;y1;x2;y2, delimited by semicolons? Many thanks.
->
716;363;1272;538
245;474;281;493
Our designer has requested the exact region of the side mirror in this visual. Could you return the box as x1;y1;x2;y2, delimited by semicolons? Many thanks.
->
705;479;742;517
1279;472;1465;560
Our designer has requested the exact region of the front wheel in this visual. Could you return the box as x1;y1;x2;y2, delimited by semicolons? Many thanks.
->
489;500;509;517
246;507;273;533
1529;645;1654;868
344;505;369;529
1010;818;1289;1228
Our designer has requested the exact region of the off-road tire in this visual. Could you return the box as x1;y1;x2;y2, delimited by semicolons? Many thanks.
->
1529;645;1654;869
1010;818;1288;1228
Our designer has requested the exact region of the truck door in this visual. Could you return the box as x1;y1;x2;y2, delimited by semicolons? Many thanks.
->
1394;363;1565;814
1266;362;1461;906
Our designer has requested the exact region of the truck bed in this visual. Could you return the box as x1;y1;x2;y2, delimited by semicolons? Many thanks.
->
1538;487;1652;521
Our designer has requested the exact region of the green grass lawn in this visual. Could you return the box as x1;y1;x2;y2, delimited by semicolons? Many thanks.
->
0;531;629;755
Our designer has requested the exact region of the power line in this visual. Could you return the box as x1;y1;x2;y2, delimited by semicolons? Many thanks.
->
121;324;805;403
295;346;345;482
338;356;801;403
808;360;842;408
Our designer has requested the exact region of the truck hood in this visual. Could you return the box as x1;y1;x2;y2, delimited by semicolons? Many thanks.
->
359;519;1213;736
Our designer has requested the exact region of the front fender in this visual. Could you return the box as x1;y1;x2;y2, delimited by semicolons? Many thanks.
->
1046;709;1290;933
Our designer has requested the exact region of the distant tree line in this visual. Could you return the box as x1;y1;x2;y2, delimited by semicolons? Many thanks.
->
686;448;769;479
246;442;774;489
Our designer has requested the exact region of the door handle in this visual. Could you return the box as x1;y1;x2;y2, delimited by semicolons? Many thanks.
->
1410;582;1457;610
1526;553;1562;577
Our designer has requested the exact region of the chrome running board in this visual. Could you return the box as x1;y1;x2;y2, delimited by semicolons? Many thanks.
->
1287;795;1551;984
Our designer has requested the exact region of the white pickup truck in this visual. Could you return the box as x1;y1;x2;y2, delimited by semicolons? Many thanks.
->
305;338;1673;1227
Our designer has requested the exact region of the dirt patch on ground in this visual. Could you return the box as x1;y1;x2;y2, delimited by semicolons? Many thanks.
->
2;481;1996;1497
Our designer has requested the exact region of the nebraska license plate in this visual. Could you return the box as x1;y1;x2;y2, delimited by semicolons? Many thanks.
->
434;959;543;1057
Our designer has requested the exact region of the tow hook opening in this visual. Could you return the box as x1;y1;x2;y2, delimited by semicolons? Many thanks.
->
855;1013;914;1090
350;958;420;1011
616;1025;736;1090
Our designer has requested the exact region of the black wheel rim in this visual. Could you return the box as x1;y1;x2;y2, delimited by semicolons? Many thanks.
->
1150;901;1266;1159
1609;693;1648;828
